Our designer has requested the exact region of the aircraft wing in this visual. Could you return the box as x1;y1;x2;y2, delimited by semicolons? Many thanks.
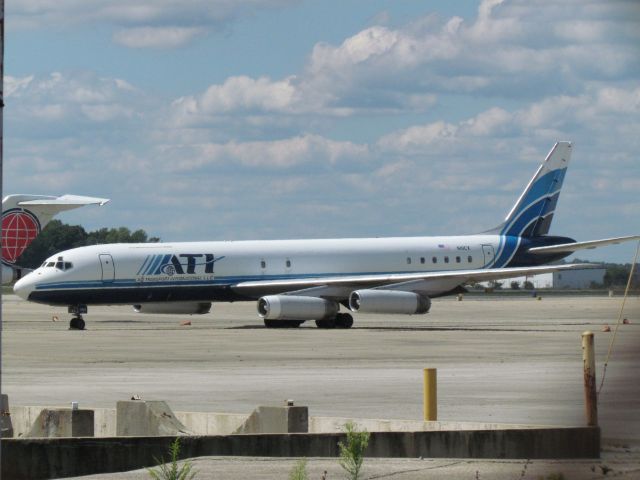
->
232;263;596;298
527;235;640;255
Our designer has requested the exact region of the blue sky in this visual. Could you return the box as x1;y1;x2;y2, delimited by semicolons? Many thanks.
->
4;0;640;262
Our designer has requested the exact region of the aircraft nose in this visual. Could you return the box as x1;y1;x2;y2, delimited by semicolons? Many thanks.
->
13;274;35;300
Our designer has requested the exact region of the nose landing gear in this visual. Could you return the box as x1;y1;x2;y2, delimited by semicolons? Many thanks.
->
69;316;86;330
68;305;88;330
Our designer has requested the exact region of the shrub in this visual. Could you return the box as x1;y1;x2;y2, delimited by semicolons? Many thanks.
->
288;458;309;480
147;437;197;480
338;421;370;480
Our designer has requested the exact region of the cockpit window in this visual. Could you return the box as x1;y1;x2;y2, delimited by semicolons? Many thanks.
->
54;261;73;270
46;262;55;267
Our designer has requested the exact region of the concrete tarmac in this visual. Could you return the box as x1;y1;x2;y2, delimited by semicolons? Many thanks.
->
3;293;640;477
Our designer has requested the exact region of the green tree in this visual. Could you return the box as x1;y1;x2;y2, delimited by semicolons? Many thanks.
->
18;220;88;268
87;226;150;244
603;264;633;287
18;221;160;269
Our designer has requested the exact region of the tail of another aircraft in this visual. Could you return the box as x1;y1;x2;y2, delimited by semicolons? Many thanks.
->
492;141;572;238
1;194;109;283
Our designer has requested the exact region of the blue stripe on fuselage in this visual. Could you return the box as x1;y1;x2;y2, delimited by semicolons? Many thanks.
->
493;235;520;268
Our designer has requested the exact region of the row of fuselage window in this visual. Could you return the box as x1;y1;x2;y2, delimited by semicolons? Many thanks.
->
407;255;473;265
258;255;474;270
40;257;474;273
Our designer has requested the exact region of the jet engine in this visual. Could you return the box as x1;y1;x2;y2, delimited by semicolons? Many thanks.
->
348;290;431;314
133;302;212;315
257;295;339;321
1;264;30;285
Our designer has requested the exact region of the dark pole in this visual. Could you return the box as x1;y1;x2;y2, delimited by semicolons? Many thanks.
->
0;0;4;475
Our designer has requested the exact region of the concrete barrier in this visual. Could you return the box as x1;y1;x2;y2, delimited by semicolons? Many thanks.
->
176;411;247;436
1;394;13;438
1;427;601;479
234;405;308;434
10;406;249;437
116;400;191;436
27;409;94;438
10;405;577;438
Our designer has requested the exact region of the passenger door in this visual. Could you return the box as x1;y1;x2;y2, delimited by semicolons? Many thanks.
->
99;254;115;282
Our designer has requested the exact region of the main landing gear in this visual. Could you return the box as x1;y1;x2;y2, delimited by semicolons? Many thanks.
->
263;319;304;328
263;313;354;329
68;305;88;330
316;313;353;329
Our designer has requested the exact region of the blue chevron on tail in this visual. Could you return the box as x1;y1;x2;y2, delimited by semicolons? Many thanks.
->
498;141;572;238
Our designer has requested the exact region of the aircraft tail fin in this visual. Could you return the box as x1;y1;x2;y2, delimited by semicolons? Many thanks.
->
2;194;109;265
492;141;572;238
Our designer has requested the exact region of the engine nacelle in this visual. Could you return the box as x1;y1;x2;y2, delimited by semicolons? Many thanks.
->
1;264;31;285
133;302;212;315
257;295;339;321
349;290;431;315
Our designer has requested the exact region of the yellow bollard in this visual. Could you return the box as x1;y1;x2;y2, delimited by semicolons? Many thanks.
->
423;368;437;421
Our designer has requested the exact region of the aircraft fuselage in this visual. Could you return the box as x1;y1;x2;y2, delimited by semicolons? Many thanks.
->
19;233;573;306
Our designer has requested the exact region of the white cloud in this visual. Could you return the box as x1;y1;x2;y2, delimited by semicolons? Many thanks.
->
378;121;457;154
378;84;640;158
158;134;369;171
300;0;640;104
166;0;639;124
5;75;34;97
10;0;298;47
113;27;205;49
6;72;148;131
200;76;297;113
462;108;513;137
595;86;640;114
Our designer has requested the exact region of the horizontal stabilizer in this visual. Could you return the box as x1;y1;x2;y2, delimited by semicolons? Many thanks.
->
528;235;640;255
18;195;110;208
2;194;111;268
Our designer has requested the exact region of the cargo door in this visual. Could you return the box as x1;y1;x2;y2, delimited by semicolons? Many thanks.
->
481;244;495;267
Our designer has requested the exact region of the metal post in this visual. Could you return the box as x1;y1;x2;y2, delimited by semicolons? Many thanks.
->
0;0;4;475
423;368;437;421
582;331;598;426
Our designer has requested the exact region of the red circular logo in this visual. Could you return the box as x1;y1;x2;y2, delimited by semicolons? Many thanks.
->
2;209;41;264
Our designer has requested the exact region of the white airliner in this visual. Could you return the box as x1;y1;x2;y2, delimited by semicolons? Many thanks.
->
2;194;109;284
13;142;639;330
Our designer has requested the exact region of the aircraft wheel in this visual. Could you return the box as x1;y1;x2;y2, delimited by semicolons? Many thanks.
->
315;317;336;329
335;313;354;329
264;319;303;328
69;317;86;330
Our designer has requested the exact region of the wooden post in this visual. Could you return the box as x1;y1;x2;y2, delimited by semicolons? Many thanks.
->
582;331;598;426
423;368;437;421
